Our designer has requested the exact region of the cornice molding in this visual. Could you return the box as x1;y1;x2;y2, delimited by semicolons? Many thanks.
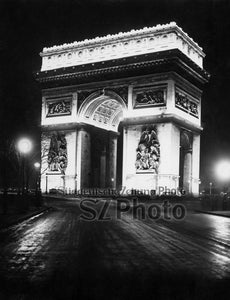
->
40;22;205;71
36;50;209;87
122;113;203;133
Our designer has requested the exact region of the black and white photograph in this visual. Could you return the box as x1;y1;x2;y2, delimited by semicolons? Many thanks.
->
1;0;230;299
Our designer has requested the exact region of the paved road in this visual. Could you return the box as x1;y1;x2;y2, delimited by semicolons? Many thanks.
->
1;198;230;299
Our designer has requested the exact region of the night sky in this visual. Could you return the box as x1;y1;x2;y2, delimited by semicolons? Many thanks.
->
1;0;230;188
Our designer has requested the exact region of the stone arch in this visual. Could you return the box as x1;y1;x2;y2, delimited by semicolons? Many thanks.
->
78;90;127;132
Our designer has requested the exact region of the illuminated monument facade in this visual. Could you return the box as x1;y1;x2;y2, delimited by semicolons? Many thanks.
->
37;22;209;195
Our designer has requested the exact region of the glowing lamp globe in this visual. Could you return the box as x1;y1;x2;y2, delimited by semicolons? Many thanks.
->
216;161;230;181
18;138;32;154
34;162;40;169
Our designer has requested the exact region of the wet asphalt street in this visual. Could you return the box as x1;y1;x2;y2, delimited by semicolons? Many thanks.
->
1;198;230;299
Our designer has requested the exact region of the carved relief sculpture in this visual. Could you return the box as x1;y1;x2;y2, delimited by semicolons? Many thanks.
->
175;91;198;117
48;133;68;174
135;125;160;173
135;89;165;108
111;86;128;103
47;100;71;116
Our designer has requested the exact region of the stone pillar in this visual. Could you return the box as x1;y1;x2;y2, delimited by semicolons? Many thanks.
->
76;125;91;189
64;131;77;193
191;133;200;196
158;123;180;190
122;126;128;188
106;132;118;188
100;147;106;188
183;148;193;194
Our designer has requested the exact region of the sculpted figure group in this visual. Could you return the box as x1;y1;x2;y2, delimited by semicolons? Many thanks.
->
135;125;160;172
48;133;68;174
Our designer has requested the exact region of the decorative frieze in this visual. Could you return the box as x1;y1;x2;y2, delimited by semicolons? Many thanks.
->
111;86;128;103
77;87;128;110
175;88;199;117
46;96;72;117
133;85;167;108
40;22;204;72
135;89;166;108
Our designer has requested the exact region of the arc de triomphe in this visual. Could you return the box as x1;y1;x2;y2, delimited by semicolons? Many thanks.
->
37;22;209;196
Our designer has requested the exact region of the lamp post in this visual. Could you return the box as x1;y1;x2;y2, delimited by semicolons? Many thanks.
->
209;182;212;196
34;162;40;193
17;138;32;195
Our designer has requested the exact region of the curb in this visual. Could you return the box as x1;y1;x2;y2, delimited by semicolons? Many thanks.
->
43;195;83;202
195;210;230;218
0;206;52;231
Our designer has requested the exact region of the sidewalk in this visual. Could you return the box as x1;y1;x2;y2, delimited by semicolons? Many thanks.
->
0;194;52;229
196;210;230;218
0;206;51;229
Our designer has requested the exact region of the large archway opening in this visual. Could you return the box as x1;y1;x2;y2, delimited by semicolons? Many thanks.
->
78;90;126;189
179;130;193;193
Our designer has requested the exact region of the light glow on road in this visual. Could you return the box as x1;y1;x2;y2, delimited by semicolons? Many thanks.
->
215;160;230;181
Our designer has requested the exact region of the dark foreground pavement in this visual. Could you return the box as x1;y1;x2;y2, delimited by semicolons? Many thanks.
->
1;198;230;300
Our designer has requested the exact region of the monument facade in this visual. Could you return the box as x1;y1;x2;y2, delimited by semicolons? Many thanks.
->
37;22;209;195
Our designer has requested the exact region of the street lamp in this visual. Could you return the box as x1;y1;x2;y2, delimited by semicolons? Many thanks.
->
17;138;32;194
215;160;230;182
209;182;212;195
34;162;41;193
17;138;32;154
216;160;230;195
34;162;40;169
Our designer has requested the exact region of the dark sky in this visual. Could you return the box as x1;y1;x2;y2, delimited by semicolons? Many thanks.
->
1;0;230;187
